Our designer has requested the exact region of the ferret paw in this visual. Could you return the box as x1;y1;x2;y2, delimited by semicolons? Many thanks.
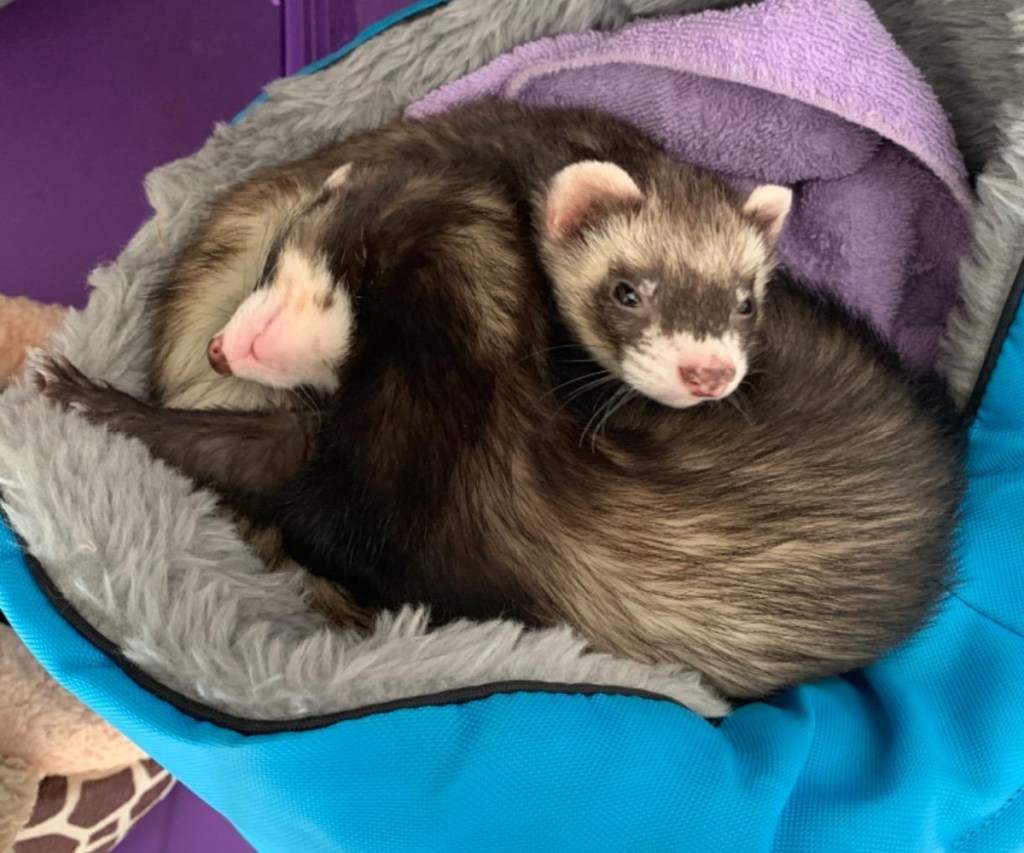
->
33;355;138;423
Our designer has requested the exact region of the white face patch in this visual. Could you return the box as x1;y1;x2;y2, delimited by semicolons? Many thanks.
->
620;329;747;409
211;248;353;391
638;278;658;299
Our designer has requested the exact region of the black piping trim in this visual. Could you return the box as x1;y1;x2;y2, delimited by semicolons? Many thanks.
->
963;246;1024;423
0;500;711;735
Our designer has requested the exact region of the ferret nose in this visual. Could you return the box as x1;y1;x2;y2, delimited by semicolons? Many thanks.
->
207;335;232;376
679;359;736;398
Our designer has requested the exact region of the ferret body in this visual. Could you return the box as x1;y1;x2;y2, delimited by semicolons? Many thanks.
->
144;99;787;611
40;102;964;698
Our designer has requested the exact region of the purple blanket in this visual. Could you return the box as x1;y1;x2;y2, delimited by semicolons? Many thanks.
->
408;0;973;372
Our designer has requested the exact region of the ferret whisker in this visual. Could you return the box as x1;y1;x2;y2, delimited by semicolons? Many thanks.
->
534;344;584;354
725;391;754;426
580;383;625;450
578;400;607;451
588;390;621;452
295;386;319;413
594;387;635;449
555;375;619;414
517;343;610;365
538;369;611;403
598;387;637;442
518;344;584;364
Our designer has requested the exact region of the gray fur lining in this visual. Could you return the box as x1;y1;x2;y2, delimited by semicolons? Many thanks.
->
939;7;1024;406
0;0;1020;724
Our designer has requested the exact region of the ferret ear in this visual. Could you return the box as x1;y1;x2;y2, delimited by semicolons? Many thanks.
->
324;163;353;192
545;161;644;241
743;185;792;242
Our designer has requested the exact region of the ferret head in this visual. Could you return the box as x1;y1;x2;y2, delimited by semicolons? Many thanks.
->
539;161;792;409
206;164;356;392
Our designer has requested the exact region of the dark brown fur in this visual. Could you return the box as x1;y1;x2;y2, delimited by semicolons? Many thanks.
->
36;113;965;696
143;100;768;592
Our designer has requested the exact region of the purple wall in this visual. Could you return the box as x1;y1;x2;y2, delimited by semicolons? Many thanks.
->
117;781;256;853
2;0;288;848
0;3;279;845
282;0;420;73
0;0;282;307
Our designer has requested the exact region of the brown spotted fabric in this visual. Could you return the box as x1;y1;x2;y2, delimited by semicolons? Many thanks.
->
14;760;174;853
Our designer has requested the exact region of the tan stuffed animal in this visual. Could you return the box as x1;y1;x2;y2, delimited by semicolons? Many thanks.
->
0;625;152;851
0;295;66;387
0;293;174;851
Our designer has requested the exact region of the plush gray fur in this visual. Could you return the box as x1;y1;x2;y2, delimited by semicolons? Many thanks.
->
939;7;1024;406
867;0;1023;176
0;0;1020;723
869;0;1024;405
0;394;724;718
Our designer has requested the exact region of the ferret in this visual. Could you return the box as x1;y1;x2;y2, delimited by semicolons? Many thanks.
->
35;102;964;698
139;100;787;627
155;101;784;413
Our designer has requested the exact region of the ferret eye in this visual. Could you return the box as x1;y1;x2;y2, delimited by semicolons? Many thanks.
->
736;297;754;316
613;281;643;309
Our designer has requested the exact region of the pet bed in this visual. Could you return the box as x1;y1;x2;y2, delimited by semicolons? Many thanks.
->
1;0;1023;850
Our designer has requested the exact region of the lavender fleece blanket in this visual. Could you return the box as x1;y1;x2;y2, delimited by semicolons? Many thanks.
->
409;0;974;373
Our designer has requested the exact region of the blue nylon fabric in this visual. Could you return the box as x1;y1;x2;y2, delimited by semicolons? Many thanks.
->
2;295;1022;850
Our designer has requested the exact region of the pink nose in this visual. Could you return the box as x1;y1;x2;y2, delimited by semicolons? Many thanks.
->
207;335;232;376
679;358;736;398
